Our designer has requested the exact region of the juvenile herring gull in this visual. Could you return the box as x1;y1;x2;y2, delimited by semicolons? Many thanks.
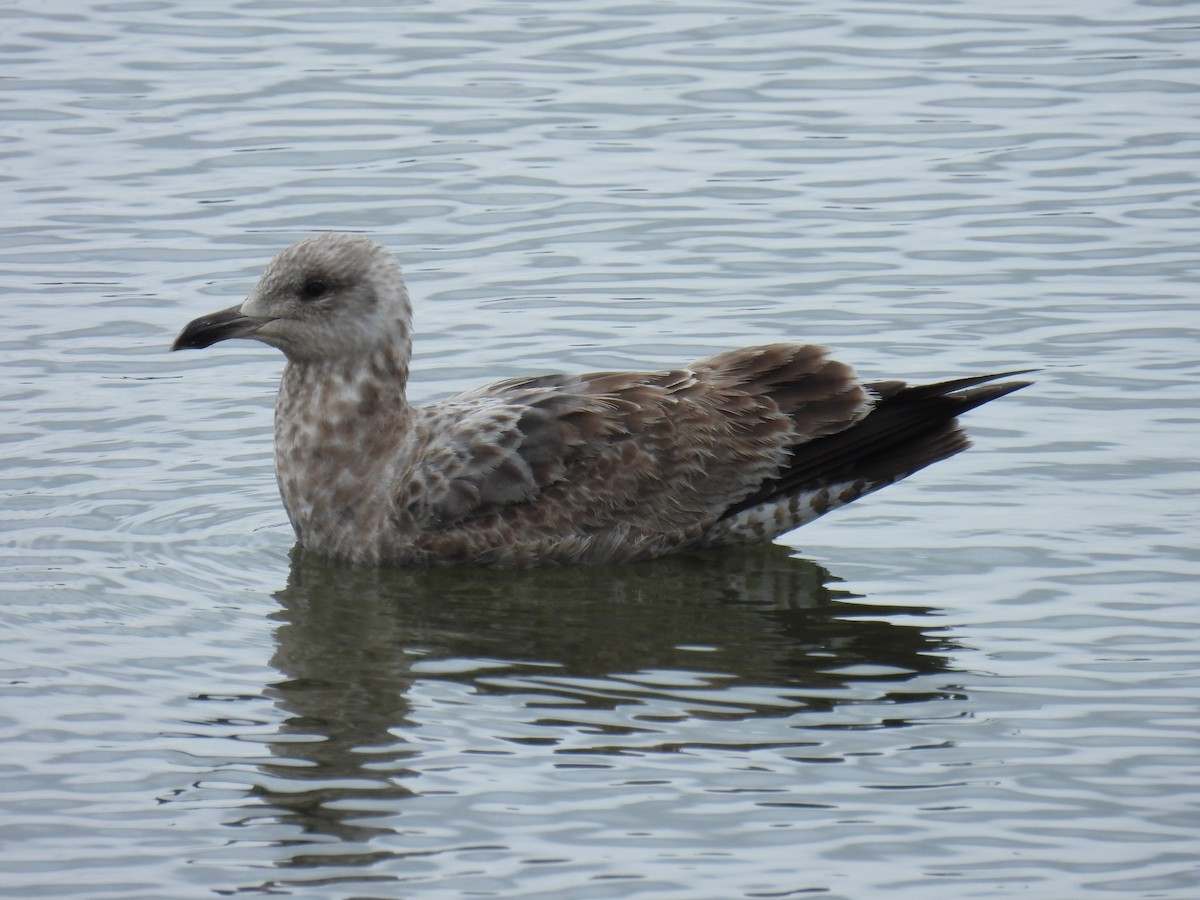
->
172;233;1030;567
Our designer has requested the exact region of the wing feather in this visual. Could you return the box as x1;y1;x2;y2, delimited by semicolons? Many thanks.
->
396;345;870;545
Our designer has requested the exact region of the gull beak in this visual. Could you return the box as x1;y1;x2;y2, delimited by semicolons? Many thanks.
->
171;304;271;351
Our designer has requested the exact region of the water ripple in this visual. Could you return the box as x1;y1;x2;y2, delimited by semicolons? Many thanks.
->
2;0;1198;896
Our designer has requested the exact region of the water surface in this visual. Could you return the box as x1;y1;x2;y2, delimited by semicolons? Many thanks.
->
2;0;1198;897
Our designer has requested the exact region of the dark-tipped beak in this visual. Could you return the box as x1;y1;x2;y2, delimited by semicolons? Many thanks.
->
171;304;270;351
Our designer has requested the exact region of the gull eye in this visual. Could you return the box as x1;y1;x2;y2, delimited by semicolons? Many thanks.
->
301;278;327;301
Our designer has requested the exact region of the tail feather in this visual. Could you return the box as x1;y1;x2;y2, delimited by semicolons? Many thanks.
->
719;372;1032;521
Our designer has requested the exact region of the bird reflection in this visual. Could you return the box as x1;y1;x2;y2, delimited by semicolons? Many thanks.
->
254;544;958;847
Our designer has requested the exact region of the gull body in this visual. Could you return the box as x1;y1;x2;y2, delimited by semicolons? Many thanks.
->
173;233;1029;567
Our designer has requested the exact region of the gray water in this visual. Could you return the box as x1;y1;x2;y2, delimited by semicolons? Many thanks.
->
2;0;1198;897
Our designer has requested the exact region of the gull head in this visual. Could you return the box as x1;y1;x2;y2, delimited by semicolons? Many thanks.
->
171;233;412;364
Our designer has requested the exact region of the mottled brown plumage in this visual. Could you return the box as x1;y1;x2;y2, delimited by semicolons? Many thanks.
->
172;233;1030;567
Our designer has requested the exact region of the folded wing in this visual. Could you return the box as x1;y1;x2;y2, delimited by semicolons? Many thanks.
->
396;344;871;544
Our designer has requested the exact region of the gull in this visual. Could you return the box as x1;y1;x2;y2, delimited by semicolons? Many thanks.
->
172;233;1030;567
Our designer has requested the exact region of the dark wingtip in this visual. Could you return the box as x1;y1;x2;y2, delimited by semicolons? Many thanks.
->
900;369;1037;399
719;367;1033;521
942;373;1034;417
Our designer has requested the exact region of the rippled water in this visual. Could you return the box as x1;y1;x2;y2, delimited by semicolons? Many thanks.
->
3;0;1198;897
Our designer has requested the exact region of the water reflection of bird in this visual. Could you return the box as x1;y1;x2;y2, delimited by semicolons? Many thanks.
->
255;544;958;843
172;233;1030;567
